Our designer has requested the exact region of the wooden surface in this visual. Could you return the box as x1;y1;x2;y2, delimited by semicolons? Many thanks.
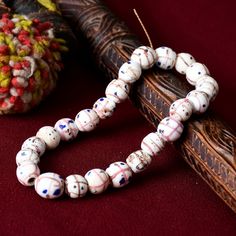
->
57;0;236;212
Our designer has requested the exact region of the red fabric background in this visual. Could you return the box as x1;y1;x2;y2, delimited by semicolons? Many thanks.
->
1;0;236;235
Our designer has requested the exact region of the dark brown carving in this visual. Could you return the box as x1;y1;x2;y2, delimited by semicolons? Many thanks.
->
57;0;236;212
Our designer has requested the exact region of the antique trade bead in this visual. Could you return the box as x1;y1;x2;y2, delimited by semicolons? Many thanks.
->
195;75;219;101
155;46;176;70
157;117;184;142
126;150;152;173
85;168;110;194
16;149;40;166
65;174;88;198
118;60;142;83
186;62;209;86
169;98;193;122
16;161;40;186
106;162;132;188
175;53;196;74
54;118;79;141
186;90;209;114
141;132;165;156
130;46;157;69
21;136;46;157
14;44;218;200
105;79;130;103
93;97;116;119
75;109;100;132
34;172;64;199
36;126;61;150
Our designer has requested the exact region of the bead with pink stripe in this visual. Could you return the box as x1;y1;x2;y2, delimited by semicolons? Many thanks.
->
85;168;110;194
106;162;132;188
157;117;184;142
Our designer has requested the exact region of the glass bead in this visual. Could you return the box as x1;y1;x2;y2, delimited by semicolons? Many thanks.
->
187;90;209;113
54;118;79;141
157;117;184;142
196;75;219;101
126;150;152;173
131;46;157;69
84;168;110;194
118;60;142;83
186;62;209;86
175;53;196;74
106;162;132;188
34;172;64;199
16;149;40;166
169;98;193;122
21;136;46;157
93;97;116;119
16;161;40;186
75;109;99;132
105;79;130;103
65;174;88;198
36;126;61;150
155;46;176;70
141;132;165;156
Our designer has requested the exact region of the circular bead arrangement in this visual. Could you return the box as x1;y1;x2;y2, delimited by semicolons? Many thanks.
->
15;45;219;199
0;13;67;114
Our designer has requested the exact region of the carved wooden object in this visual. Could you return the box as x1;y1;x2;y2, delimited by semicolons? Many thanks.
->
60;0;236;212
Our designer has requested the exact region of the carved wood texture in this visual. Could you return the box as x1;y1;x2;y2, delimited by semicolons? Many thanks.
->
60;0;236;212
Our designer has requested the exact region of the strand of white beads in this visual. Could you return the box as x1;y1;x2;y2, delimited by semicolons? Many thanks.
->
15;46;218;199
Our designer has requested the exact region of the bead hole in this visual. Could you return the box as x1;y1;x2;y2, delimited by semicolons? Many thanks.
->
28;178;35;185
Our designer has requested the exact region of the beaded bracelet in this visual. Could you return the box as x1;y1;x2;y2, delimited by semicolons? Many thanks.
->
16;45;219;199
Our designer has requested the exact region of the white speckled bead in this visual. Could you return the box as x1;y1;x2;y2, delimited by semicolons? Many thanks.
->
84;168;110;194
75;109;99;132
16;149;40;166
118;60;142;83
175;53;196;74
186;62;210;86
106;162;132;188
157;117;184;142
126;150;152;173
21;136;46;156
34;172;64;199
93;97;116;119
65;174;88;198
195;75;219;101
54;118;79;141
130;46;157;69
141;132;165;156
16;161;40;186
186;90;209;114
105;79;130;103
169;98;193;122
155;46;176;70
36;126;60;150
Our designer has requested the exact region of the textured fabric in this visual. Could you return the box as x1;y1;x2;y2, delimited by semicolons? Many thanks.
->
1;0;236;235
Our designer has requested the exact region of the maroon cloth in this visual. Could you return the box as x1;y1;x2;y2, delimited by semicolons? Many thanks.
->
1;0;236;235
